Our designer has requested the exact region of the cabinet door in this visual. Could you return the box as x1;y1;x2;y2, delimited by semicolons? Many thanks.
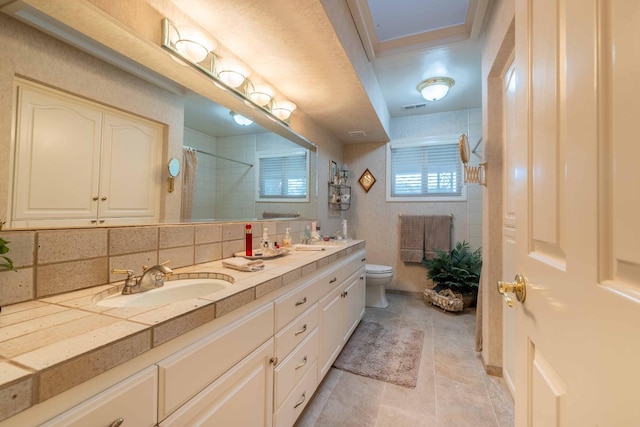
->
99;112;161;224
318;281;346;378
343;268;366;343
13;84;102;227
40;366;157;427
159;339;274;427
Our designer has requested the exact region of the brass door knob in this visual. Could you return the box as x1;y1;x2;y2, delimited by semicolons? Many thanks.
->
497;274;527;307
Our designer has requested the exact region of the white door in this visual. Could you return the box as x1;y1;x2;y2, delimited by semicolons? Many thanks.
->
501;59;517;397
509;0;640;425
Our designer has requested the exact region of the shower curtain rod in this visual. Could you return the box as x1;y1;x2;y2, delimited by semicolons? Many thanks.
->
185;146;253;167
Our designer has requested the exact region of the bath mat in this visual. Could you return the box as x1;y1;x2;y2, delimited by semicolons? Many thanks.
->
333;321;424;388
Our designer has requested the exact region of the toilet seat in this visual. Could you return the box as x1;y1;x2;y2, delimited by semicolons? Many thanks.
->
366;264;393;275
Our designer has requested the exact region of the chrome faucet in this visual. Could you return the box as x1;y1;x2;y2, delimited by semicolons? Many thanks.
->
112;261;172;295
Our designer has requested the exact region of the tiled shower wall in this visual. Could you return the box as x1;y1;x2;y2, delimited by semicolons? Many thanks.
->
0;220;309;306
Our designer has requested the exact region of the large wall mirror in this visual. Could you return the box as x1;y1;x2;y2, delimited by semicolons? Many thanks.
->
181;92;318;222
0;9;318;229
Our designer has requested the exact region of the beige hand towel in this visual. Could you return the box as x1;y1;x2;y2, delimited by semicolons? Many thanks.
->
424;215;452;259
223;258;265;271
400;215;425;263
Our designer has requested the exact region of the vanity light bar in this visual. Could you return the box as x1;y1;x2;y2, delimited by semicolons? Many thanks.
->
160;18;296;125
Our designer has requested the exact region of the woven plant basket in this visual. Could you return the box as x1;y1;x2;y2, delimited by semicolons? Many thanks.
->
423;288;464;312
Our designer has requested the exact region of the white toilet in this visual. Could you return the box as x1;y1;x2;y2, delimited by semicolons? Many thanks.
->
365;264;393;308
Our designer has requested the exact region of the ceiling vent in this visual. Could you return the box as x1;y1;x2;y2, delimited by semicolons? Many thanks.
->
401;103;428;111
348;130;367;138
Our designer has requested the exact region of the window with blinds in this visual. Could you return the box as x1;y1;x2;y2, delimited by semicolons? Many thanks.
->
257;151;309;201
386;138;465;201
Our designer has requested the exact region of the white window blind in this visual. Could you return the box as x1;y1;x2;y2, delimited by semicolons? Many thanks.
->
389;140;463;199
258;151;308;200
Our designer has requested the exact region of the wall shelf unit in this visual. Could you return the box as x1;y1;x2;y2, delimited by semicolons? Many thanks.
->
328;183;350;211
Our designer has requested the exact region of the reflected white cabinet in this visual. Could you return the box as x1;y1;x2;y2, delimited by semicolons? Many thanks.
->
12;81;161;228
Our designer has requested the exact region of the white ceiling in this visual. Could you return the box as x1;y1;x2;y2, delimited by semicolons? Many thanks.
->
348;0;489;118
183;0;491;139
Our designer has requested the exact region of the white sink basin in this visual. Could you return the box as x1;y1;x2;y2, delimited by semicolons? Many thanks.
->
96;278;231;308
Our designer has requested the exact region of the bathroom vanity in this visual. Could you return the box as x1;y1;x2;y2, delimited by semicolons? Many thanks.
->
0;241;366;427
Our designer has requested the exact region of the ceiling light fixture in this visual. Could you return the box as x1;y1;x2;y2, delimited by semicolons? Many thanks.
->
216;58;250;89
161;18;297;125
230;111;253;126
171;25;217;63
248;84;274;107
417;77;455;102
271;100;297;121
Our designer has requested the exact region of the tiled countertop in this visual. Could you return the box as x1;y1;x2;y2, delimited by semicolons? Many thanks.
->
0;240;365;421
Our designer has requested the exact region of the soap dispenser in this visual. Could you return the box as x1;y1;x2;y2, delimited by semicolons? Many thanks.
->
261;228;270;251
283;228;292;247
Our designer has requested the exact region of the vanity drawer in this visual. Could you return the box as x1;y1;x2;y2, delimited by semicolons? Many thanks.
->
275;278;319;330
157;303;274;420
273;359;318;427
274;327;319;410
317;251;366;295
275;303;318;361
41;366;157;427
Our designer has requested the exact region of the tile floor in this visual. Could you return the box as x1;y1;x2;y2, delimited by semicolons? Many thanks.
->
296;292;514;427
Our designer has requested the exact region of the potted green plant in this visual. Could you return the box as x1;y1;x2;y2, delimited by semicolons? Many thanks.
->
422;241;482;311
0;221;15;271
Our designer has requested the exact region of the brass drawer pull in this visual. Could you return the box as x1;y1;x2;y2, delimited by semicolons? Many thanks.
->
295;296;307;306
109;418;124;427
329;277;337;284
293;392;306;409
294;324;307;336
295;355;308;370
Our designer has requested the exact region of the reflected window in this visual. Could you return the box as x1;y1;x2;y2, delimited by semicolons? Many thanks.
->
257;150;309;201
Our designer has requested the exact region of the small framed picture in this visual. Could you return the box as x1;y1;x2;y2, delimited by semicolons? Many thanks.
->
358;168;376;192
330;160;338;184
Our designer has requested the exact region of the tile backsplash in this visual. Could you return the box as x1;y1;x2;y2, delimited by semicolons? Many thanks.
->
0;220;307;306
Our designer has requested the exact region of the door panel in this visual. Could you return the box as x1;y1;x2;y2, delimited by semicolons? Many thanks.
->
530;344;565;427
606;2;640;288
529;0;565;264
513;0;640;425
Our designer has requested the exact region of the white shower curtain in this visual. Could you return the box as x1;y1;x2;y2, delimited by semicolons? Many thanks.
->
181;147;198;222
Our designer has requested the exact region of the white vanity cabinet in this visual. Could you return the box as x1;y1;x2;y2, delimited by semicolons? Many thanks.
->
272;279;321;426
157;303;275;421
318;257;366;378
39;366;158;427
159;339;275;427
12;81;161;228
2;245;367;427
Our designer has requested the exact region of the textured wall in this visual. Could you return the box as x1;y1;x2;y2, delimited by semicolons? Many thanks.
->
344;108;482;294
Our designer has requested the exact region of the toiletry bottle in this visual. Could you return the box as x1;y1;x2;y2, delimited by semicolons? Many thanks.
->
283;228;292;247
304;225;311;243
245;224;252;256
342;219;348;240
261;228;270;251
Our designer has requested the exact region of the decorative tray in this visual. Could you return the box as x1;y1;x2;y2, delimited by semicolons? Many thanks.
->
233;248;290;260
